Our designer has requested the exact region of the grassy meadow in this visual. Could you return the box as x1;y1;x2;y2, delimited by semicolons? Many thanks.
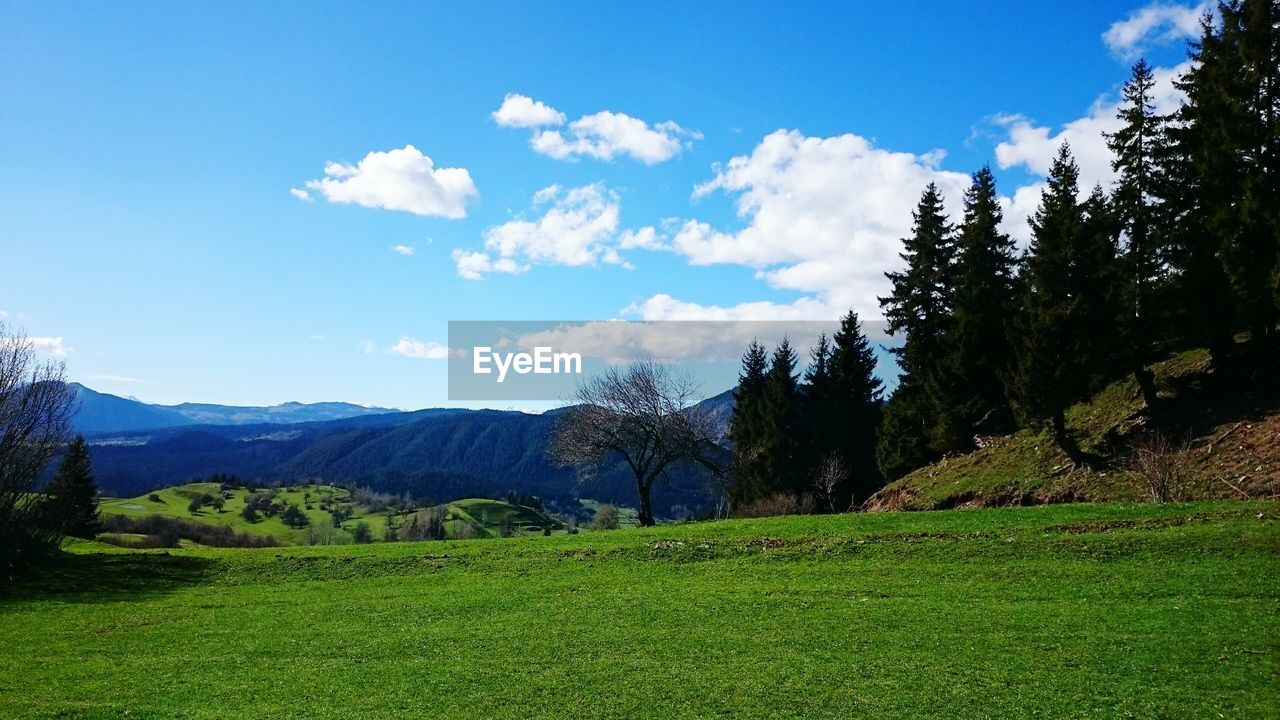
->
2;500;1277;719
98;483;563;545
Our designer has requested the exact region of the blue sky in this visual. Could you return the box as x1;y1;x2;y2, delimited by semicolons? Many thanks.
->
1;0;1208;409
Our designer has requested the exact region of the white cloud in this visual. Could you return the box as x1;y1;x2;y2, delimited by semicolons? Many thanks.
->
993;61;1190;202
452;183;655;279
309;335;326;341
492;93;566;128
388;337;451;360
289;187;313;202
301;145;478;218
357;339;376;354
644;129;970;319
84;373;143;383
390;244;415;256
1103;2;1208;60
30;336;68;358
496;95;698;164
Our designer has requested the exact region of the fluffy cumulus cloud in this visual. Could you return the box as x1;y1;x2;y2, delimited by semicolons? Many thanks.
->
491;93;566;128
993;61;1190;204
1103;1;1209;60
629;129;971;319
387;337;451;360
494;94;698;164
298;145;477;218
390;244;415;256
452;183;655;280
30;336;68;358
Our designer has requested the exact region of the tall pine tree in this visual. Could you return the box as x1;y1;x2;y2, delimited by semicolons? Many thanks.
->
1106;58;1167;410
1007;144;1119;466
930;166;1019;452
877;183;956;478
728;339;770;507
825;312;885;505
760;338;802;495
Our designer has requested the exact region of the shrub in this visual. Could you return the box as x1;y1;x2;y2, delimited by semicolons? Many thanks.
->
352;521;373;544
281;504;309;528
148;493;162;503
587;505;620;531
1131;433;1193;503
734;492;817;519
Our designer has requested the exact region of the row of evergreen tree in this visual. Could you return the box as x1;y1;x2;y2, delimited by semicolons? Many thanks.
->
726;2;1278;507
728;312;884;510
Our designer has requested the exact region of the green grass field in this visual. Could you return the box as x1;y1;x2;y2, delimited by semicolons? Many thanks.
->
99;483;563;544
2;500;1276;719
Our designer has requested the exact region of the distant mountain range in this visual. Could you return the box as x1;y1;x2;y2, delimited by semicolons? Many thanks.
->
69;382;399;433
70;383;734;520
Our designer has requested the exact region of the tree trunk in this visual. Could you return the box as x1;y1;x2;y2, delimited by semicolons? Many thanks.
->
1132;363;1159;417
636;478;655;527
1050;411;1087;468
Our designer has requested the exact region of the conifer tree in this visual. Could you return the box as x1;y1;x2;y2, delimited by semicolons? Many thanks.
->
727;339;770;506
825;312;885;505
1106;58;1167;409
1168;3;1278;357
877;183;956;478
41;436;101;540
798;332;835;487
1227;0;1279;349
930;166;1019;452
760;338;802;495
1007;144;1104;466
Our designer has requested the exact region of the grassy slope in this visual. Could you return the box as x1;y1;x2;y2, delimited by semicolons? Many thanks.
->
100;483;390;544
100;483;561;544
869;349;1280;511
2;500;1277;719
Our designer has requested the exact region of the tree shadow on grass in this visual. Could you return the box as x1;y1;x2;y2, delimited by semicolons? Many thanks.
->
0;552;220;605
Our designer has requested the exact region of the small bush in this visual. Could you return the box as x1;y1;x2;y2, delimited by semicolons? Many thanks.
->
351;521;373;544
587;505;620;531
148;493;162;503
734;492;817;519
1131;433;1193;503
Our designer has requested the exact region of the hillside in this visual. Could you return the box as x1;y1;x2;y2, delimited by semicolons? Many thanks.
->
3;501;1276;718
82;396;734;520
868;348;1280;511
99;482;562;546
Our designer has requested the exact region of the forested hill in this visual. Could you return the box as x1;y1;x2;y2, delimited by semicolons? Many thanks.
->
83;390;736;519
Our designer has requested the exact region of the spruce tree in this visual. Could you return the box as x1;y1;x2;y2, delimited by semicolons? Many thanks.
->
1228;0;1279;349
825;312;885;505
41;436;101;540
877;183;956;478
1007;144;1105;466
798;332;835;490
931;166;1019;452
760;338;802;495
1106;58;1167;409
727;339;770;507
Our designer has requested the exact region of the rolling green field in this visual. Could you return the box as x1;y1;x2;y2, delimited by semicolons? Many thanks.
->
2;500;1277;719
99;483;562;544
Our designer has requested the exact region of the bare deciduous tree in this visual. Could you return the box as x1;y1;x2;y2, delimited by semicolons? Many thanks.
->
548;360;724;526
810;451;848;513
1;322;76;575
